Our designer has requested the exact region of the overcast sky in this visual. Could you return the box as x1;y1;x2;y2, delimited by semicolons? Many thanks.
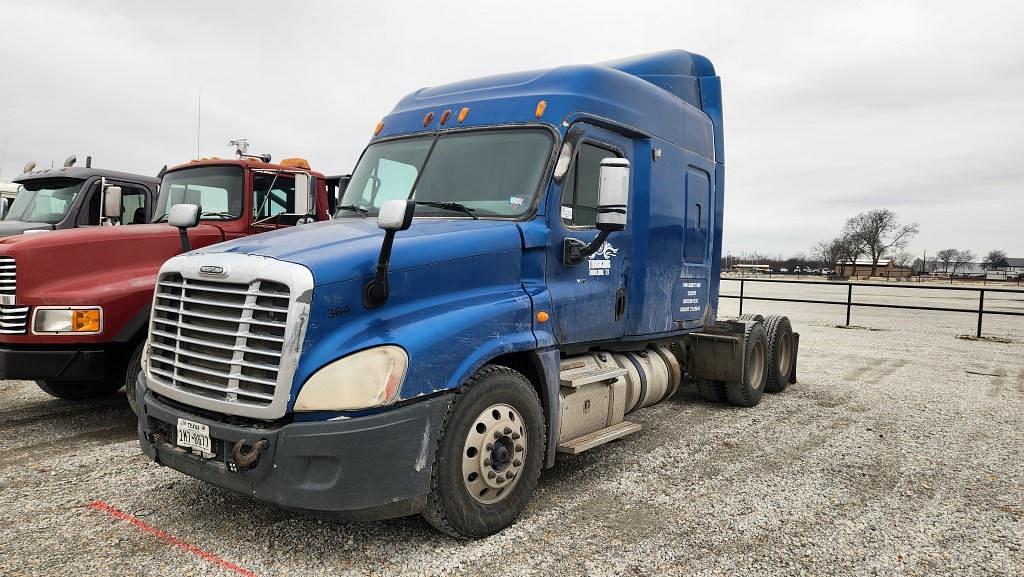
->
1;0;1021;258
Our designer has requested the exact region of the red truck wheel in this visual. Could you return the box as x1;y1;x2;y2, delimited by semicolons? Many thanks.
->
124;341;144;415
422;365;545;539
35;379;122;401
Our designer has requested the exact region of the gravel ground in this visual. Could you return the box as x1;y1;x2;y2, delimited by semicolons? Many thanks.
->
0;283;1021;576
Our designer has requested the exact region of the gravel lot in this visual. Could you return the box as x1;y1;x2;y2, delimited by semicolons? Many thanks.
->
1;282;1021;576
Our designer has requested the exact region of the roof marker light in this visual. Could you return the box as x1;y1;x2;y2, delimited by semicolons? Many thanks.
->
535;100;547;118
439;109;451;125
423;111;434;126
374;120;384;136
457;107;469;123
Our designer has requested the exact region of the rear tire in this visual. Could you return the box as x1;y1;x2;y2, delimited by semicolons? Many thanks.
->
422;365;545;539
725;321;768;407
124;341;145;415
763;315;795;393
35;378;123;401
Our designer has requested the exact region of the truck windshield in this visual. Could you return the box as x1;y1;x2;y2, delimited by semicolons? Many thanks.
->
338;128;553;218
153;166;244;222
4;178;84;224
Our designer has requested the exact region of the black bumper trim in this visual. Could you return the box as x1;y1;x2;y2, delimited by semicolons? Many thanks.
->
0;346;108;380
138;374;453;520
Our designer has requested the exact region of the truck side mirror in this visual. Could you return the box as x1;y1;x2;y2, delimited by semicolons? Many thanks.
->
364;199;415;309
596;158;629;231
0;198;8;219
293;173;312;218
564;157;630;265
102;185;122;224
169;203;201;253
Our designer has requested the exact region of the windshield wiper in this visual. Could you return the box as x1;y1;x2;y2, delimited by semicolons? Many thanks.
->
152;212;168;223
336;204;368;218
201;211;234;220
415;201;479;220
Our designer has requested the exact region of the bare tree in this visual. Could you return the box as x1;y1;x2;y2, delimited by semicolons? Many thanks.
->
936;248;958;273
812;238;844;273
892;250;914;268
836;233;865;277
844;209;919;276
983;249;1008;270
951;250;975;276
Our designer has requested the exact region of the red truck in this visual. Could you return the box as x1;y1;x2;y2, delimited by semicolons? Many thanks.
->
0;155;337;412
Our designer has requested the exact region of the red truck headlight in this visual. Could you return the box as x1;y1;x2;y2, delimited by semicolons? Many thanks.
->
31;307;103;335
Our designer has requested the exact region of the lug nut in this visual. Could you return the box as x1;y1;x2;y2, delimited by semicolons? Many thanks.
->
496;476;505;484
486;443;493;450
487;471;496;479
505;471;514;479
511;432;521;440
484;458;492;466
494;431;501;439
513;459;521;467
515;445;524;452
503;427;512;435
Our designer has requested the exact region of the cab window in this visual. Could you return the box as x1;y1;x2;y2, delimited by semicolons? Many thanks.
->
560;142;619;228
252;172;296;222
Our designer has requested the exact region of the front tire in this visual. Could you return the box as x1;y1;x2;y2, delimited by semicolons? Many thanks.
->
35;378;123;401
124;341;145;414
422;365;545;539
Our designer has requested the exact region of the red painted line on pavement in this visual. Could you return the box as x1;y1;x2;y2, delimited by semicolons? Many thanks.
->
87;500;259;577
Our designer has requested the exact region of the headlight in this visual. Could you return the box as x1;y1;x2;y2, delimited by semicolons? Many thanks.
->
295;345;408;411
32;307;103;334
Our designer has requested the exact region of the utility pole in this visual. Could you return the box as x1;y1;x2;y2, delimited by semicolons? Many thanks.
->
196;88;202;158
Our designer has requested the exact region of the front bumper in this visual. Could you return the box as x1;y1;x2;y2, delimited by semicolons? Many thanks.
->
0;345;108;380
137;374;452;520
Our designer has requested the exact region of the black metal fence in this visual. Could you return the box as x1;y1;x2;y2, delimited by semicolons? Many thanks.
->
720;278;1024;338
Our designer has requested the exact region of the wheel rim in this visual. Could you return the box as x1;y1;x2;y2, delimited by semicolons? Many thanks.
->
748;340;765;389
462;403;528;504
777;332;792;377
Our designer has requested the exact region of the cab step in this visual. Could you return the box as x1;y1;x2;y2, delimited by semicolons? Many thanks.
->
556;420;642;455
559;365;626;388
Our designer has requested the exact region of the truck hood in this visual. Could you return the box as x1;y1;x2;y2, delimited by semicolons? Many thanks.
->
0;220;53;237
198;218;525;287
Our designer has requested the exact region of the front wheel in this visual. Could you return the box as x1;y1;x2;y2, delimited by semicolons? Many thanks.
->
35;378;123;401
422;365;545;539
124;341;145;415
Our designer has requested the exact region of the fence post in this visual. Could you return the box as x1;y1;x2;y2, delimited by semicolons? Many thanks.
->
739;278;745;316
845;283;853;326
977;289;985;338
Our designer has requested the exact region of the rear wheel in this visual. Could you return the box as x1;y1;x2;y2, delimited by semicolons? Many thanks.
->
763;315;795;393
422;365;545;539
35;378;123;401
725;321;768;407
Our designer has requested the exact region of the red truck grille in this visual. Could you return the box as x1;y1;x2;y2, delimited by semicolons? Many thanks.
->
0;257;15;303
0;305;28;334
148;273;290;408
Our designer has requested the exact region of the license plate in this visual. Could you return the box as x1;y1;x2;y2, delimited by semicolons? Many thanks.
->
176;417;213;456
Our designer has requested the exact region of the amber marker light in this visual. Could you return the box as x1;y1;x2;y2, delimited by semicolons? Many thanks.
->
374;120;384;135
423;111;434;126
457;107;470;123
536;311;550;323
439;109;451;125
535;100;547;118
72;310;102;332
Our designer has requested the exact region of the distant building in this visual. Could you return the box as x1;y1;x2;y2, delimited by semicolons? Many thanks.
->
836;259;912;279
1003;258;1024;273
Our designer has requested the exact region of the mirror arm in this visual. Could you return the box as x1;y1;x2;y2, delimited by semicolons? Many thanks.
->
563;229;613;265
178;228;192;253
363;230;397;309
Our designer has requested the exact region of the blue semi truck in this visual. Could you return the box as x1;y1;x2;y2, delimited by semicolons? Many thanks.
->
135;50;798;538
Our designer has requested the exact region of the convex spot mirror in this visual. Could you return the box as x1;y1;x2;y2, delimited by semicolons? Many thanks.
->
102;186;122;221
169;203;201;229
596;158;629;232
377;199;415;231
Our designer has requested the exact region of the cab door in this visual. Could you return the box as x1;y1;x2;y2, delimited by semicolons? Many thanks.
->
545;124;634;345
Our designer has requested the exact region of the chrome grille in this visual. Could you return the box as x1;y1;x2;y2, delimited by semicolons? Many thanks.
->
0;257;15;302
148;272;291;408
0;305;28;334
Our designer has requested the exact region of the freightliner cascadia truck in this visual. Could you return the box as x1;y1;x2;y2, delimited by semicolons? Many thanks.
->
135;50;799;538
2;157;159;237
0;154;335;412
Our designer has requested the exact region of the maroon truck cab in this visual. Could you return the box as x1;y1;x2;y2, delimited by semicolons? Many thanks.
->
0;157;337;410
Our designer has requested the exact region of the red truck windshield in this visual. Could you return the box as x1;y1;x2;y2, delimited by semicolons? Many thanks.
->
5;178;84;224
153;166;244;222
